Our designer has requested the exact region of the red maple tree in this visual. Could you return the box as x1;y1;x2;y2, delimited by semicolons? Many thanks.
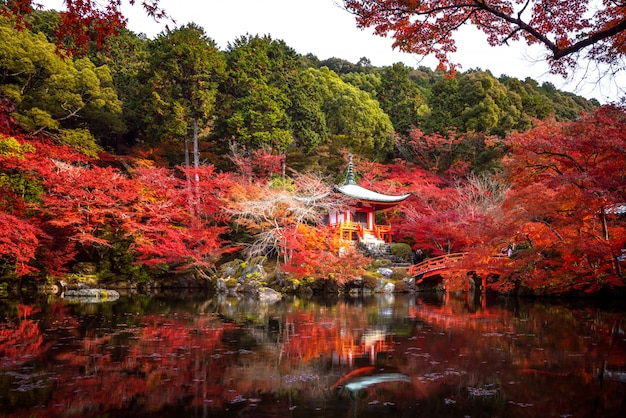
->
497;105;626;293
343;1;626;75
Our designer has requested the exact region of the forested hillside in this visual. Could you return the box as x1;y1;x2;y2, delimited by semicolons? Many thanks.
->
1;8;623;296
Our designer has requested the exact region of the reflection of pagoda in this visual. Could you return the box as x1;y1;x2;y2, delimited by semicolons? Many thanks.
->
325;155;410;243
332;328;392;367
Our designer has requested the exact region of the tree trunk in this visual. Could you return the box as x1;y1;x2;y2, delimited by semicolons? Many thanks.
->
600;206;609;240
193;118;199;182
193;119;199;169
184;137;190;168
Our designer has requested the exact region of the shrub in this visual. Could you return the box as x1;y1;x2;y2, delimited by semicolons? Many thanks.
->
361;271;380;289
391;268;409;281
367;258;392;269
391;243;412;262
394;279;409;293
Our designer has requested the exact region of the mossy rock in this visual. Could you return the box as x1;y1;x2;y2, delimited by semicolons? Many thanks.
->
390;268;410;281
239;264;267;283
393;280;409;293
218;259;245;278
249;256;267;266
59;273;99;288
224;277;238;288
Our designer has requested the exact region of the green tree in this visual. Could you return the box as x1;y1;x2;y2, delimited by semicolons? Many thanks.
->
418;76;463;134
0;16;122;156
341;71;382;98
214;35;295;153
137;23;224;166
501;76;553;122
377;62;427;135
87;27;150;151
319;57;363;74
287;69;329;153
311;67;394;160
458;71;522;135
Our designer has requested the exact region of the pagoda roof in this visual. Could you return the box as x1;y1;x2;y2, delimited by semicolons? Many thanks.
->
334;183;410;204
334;153;410;205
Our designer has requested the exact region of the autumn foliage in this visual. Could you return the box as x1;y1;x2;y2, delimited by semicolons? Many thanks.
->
3;1;168;53
343;0;626;75
495;106;626;293
0;4;625;295
0;101;232;279
282;224;371;285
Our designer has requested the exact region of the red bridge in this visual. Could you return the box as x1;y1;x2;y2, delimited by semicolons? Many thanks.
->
407;252;510;292
408;252;469;278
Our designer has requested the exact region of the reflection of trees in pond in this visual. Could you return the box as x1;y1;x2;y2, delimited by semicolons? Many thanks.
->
0;295;624;417
397;295;626;417
0;305;45;369
1;302;240;415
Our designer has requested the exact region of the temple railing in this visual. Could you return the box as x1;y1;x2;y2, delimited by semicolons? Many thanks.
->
374;224;392;243
334;221;362;241
332;222;393;242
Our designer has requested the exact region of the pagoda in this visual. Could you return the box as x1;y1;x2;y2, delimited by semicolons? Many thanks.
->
324;155;410;243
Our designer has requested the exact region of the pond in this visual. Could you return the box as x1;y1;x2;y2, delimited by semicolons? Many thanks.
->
1;290;625;417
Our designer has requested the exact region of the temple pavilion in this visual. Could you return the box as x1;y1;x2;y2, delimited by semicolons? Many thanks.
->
324;156;410;243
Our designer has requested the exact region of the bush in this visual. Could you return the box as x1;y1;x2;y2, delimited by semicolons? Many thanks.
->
361;272;380;289
394;280;409;293
367;258;392;269
391;268;409;281
391;243;412;262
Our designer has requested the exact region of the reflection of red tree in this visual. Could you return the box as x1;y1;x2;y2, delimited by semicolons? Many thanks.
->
3;297;624;416
0;320;41;366
51;315;237;413
408;296;505;332
404;296;626;384
0;304;46;368
1;309;243;416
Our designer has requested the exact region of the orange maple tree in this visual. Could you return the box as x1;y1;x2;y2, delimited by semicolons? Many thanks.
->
282;223;370;285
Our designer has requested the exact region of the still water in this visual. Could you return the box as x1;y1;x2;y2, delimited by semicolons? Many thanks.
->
1;290;625;417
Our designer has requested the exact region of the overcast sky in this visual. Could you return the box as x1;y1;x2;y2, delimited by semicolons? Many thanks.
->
41;0;624;103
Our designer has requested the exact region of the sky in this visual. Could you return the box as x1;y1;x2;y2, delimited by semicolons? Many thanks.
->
40;0;624;103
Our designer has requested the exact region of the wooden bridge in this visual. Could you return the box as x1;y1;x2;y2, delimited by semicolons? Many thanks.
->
408;252;469;278
407;252;509;291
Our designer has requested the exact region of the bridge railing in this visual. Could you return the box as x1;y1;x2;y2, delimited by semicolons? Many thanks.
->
408;252;469;277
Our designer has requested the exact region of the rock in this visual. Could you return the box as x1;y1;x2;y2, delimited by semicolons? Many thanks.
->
258;287;282;303
377;268;393;278
62;288;120;303
403;277;417;291
216;277;228;293
383;282;395;293
241;280;262;295
238;264;267;282
219;259;244;278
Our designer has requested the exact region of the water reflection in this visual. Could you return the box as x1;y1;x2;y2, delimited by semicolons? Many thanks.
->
0;292;625;417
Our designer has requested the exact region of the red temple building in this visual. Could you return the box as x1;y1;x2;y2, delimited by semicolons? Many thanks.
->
324;156;410;244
